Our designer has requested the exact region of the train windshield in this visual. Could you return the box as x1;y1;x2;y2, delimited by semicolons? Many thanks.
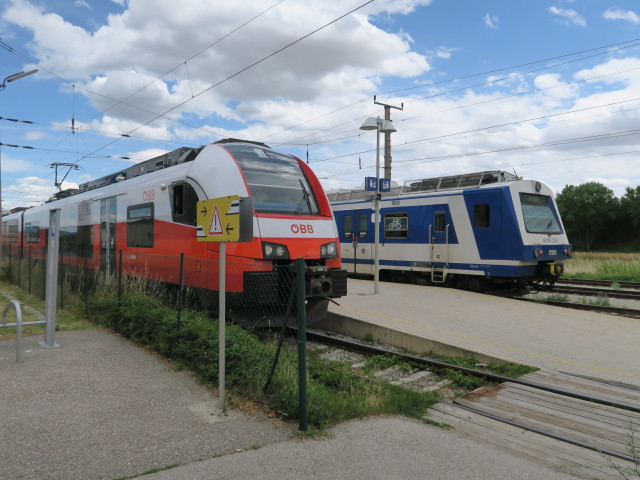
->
519;193;563;234
227;144;319;215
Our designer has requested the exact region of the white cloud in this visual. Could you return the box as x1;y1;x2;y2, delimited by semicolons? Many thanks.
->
603;8;640;24
433;46;458;60
23;131;46;141
484;13;499;29
3;176;66;208
2;0;430;137
549;6;586;27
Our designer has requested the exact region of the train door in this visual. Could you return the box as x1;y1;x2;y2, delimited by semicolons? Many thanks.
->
429;207;449;268
339;209;372;275
100;197;117;271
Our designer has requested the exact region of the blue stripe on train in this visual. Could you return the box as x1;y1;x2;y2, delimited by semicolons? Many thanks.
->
343;258;542;278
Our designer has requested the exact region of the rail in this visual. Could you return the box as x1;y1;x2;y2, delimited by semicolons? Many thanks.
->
1;299;46;362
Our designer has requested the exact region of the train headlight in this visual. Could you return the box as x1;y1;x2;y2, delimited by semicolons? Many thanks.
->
533;248;544;258
263;242;290;259
564;248;572;257
320;241;338;258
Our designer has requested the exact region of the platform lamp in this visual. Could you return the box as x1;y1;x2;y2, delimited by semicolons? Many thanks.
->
360;116;396;294
0;69;38;262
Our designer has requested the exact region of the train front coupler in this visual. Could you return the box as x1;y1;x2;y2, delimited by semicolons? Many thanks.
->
304;265;347;300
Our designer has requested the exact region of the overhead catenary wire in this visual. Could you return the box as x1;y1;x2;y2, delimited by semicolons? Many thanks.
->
0;1;285;192
72;0;376;164
2;0;374;202
267;38;640;147
321;129;640;180
307;94;640;166
4;21;640;203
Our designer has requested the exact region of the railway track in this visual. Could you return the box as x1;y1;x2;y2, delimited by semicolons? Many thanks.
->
526;278;640;318
306;329;640;479
557;278;640;290
552;284;640;300
533;298;640;319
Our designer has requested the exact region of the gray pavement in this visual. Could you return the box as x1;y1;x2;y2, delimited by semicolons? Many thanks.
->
1;328;582;480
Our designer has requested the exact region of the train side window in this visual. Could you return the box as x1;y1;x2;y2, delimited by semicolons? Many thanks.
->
473;204;490;228
170;182;198;226
24;222;40;243
127;203;154;248
343;215;352;239
434;211;446;232
77;225;93;257
5;220;19;243
60;225;93;257
384;212;408;239
358;214;368;238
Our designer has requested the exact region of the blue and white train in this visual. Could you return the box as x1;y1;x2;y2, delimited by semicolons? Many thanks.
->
328;170;572;291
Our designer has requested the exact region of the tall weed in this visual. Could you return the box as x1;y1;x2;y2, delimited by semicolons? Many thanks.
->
564;252;640;281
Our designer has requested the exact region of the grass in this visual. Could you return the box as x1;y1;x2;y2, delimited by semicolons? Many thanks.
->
604;420;640;479
0;281;92;340
82;292;444;430
564;252;640;282
0;262;535;432
578;294;612;307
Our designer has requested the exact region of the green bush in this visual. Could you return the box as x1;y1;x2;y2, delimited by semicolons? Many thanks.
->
87;294;439;429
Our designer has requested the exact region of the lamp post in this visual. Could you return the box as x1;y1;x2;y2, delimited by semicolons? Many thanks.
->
0;69;38;90
360;116;396;294
0;69;38;263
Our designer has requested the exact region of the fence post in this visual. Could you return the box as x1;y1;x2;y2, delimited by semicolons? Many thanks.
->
17;242;21;290
177;253;184;329
28;246;32;294
118;249;123;301
59;244;64;310
297;258;308;431
42;244;47;301
84;255;89;317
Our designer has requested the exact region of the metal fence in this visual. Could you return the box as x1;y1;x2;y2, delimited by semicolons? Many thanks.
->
0;245;305;330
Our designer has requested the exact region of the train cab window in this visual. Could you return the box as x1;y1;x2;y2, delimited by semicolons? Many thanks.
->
473;204;490;228
434;211;446;232
170;182;198;226
24;222;40;243
343;215;353;239
358;214;368;239
127;203;154;248
520;193;563;234
384;212;408;239
225;144;320;215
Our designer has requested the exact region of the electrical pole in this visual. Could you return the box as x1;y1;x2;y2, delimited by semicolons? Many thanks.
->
374;96;403;180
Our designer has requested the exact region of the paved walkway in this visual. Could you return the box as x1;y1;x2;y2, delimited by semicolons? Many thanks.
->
1;329;582;480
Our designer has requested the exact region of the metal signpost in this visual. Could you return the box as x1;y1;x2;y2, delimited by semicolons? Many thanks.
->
360;117;396;294
41;209;61;349
196;195;253;410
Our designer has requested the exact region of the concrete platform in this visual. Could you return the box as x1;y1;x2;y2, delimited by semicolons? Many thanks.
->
0;329;581;480
321;279;640;388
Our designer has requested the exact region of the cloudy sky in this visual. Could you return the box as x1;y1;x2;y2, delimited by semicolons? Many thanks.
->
2;0;640;210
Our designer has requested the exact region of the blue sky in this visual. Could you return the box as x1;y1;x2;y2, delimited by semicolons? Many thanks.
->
2;0;640;211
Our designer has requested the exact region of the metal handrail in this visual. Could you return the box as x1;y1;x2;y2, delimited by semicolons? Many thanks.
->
1;300;46;362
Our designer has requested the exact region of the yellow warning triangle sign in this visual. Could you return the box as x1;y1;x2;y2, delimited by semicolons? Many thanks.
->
209;206;223;235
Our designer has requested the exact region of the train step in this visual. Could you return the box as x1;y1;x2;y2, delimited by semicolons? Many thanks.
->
431;268;446;283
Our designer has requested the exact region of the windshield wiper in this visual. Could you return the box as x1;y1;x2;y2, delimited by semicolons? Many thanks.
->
295;179;312;215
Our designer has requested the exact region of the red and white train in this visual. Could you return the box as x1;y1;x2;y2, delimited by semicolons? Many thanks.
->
1;139;347;323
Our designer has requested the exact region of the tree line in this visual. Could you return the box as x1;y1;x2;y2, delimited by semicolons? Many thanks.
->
555;182;640;252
